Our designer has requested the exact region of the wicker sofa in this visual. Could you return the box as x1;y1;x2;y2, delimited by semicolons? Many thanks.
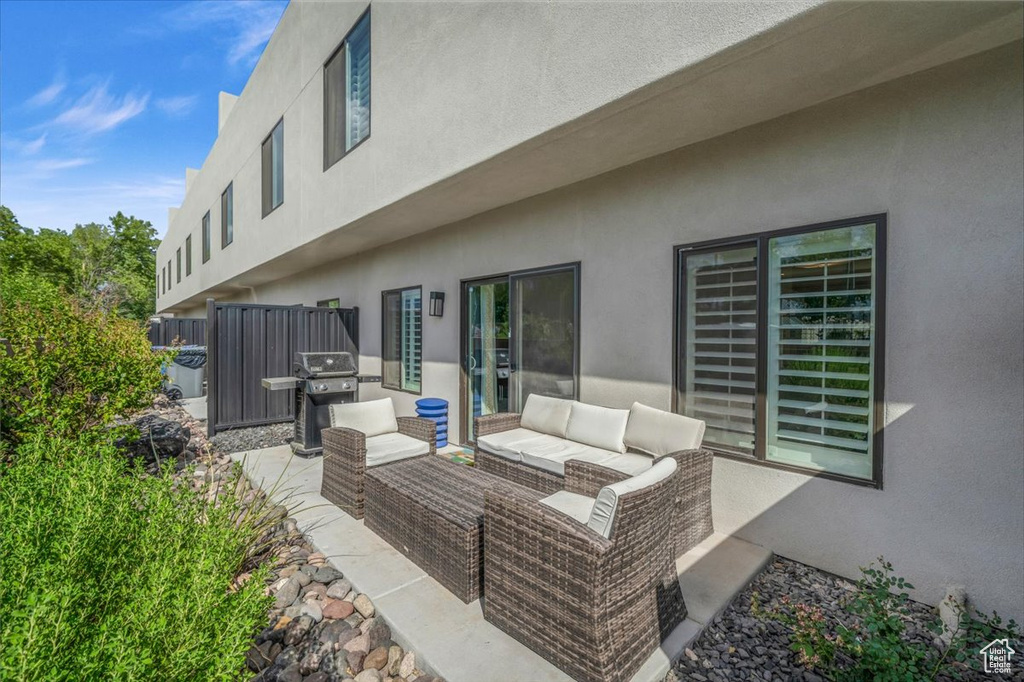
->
320;398;436;518
475;395;714;555
484;456;687;682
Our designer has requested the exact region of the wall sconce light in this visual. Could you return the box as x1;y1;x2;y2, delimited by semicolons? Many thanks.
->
429;291;445;318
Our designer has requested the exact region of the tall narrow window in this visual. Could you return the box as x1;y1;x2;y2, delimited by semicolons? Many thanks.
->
221;183;233;247
676;216;885;486
176;247;182;283
262;120;284;216
324;10;370;169
161;267;165;294
382;286;422;393
202;212;211;263
185;235;192;275
167;260;172;290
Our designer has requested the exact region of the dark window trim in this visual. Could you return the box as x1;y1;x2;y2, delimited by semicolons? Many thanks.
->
221;182;233;248
323;7;371;171
202;212;211;263
185;235;192;276
176;247;181;283
672;213;887;489
167;260;172;290
380;284;423;395
262;118;284;218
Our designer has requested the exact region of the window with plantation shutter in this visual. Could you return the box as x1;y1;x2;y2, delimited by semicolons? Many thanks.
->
324;10;370;169
676;216;885;486
382;286;422;393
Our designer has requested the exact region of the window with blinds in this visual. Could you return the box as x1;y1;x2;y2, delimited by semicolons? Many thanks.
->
221;183;233;247
262;119;284;216
324;10;370;169
382;286;422;393
202;211;211;263
185;235;192;276
680;245;758;455
676;217;885;485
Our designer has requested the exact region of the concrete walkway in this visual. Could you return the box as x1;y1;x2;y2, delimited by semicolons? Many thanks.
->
233;446;771;682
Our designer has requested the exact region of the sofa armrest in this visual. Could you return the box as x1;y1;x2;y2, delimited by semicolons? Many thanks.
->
396;416;437;455
662;447;714;554
474;412;521;438
563;459;631;497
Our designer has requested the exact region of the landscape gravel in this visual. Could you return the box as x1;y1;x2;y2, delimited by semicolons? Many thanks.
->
211;421;295;455
667;556;1022;682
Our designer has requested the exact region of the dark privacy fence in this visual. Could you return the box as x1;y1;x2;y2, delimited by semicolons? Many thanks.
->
147;317;207;346
206;300;359;436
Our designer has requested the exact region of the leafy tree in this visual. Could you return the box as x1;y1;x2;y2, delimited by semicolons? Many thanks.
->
0;205;159;320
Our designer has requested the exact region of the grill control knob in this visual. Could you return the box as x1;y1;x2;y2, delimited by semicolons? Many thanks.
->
318;383;327;392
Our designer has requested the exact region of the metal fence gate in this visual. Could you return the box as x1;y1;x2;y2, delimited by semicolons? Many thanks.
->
206;299;359;436
147;317;207;346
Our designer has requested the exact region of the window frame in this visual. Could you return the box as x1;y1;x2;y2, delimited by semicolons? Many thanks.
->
262;118;284;217
202;212;211;263
673;214;887;488
323;8;371;171
185;235;192;276
176;247;181;283
317;298;341;308
166;260;172;290
381;285;423;395
221;182;233;248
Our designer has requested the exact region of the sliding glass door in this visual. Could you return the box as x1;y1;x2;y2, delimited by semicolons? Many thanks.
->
461;263;579;443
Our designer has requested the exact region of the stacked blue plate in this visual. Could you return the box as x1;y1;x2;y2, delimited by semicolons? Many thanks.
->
416;397;449;448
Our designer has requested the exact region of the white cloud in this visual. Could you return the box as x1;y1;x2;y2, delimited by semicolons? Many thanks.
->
156;94;199;117
52;83;149;135
22;134;48;155
26;76;66;108
164;0;286;68
32;157;93;173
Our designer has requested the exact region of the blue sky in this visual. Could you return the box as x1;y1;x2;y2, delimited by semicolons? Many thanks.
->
0;0;288;238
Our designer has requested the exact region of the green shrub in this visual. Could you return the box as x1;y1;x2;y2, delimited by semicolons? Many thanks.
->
0;272;165;446
0;435;273;680
753;557;1021;681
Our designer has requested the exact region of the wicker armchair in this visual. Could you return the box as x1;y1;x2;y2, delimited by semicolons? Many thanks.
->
483;458;687;682
321;414;436;519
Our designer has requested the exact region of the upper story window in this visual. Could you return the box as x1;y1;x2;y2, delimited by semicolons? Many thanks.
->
186;235;192;275
166;259;172;290
161;266;165;294
176;248;181;283
382;286;422;393
675;215;886;487
262;119;284;216
202;212;211;263
221;183;234;247
324;10;370;169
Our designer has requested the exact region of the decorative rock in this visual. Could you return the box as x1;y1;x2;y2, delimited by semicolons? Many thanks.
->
306;673;329;682
274;577;301;609
336;626;362;650
353;593;375;618
300;564;319;577
279;565;299;578
301;600;324;623
278;663;303;682
323;598;355;620
345;613;364;629
387;645;403;675
313;566;344;583
355;669;382;682
299;648;323;675
274;616;293;631
398;652;416;679
343;633;370;654
302;583;328;601
275;646;301;668
293;569;311;587
283;605;303;619
327;578;353;600
116;415;190;465
347;649;367;674
318;618;351;644
363;618;391;651
364;646;389;671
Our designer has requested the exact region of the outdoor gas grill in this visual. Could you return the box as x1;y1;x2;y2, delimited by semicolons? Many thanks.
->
262;351;380;456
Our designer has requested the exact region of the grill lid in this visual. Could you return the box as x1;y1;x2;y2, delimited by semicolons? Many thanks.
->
294;351;357;378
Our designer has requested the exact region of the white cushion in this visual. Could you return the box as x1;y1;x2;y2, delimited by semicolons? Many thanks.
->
587;458;677;539
364;432;430;467
520;394;574;438
624;402;706;457
520;441;619;476
539;490;595;525
476;428;563;462
565;402;630;453
329;398;398;438
601;452;656;476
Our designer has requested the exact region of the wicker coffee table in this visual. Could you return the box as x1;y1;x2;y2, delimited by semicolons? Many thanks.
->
363;456;543;603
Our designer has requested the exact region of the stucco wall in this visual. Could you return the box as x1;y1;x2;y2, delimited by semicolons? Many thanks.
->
186;43;1024;621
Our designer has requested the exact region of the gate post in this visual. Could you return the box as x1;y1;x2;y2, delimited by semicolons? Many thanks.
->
206;298;217;438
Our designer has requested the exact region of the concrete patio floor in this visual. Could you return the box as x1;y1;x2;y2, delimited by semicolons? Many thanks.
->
233;445;772;682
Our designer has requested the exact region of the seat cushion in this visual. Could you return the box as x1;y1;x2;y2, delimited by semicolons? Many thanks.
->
476;428;563;462
588;457;677;539
330;398;398;438
565;402;629;453
601;452;656;476
520;440;619;476
624;402;706;457
520;394;574;438
539;490;595;525
365;432;430;468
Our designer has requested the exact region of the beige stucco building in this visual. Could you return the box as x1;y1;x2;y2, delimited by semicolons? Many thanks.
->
156;1;1024;623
